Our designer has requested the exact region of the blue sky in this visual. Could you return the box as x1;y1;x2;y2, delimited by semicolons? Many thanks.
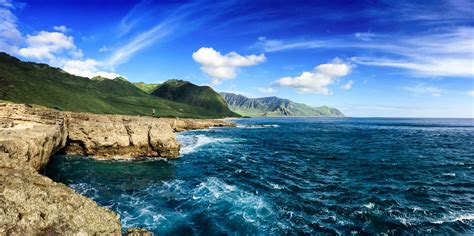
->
1;0;473;117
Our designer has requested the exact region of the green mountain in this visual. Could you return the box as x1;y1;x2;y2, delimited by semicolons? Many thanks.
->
220;92;344;117
133;82;159;93
0;52;231;118
151;80;239;117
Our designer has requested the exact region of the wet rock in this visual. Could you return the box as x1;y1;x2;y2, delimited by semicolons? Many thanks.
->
126;227;153;236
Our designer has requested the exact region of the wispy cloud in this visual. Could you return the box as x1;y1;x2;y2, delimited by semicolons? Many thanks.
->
256;27;474;78
106;0;244;67
0;0;21;54
258;87;276;94
53;25;69;33
105;21;174;66
341;80;354;90
403;84;442;97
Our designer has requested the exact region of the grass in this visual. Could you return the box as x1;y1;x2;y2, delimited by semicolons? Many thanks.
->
0;53;233;118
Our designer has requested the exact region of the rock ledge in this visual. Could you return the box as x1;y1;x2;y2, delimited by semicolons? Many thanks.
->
0;103;235;234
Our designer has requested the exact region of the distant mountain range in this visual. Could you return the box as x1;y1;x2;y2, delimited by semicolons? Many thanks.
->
220;92;344;117
0;52;343;119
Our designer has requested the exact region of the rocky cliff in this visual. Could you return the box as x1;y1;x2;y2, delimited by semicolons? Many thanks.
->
0;103;234;234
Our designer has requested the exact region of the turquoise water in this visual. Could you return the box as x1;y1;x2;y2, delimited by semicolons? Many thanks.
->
45;118;474;234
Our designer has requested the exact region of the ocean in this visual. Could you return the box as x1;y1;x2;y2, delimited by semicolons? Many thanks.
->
45;118;474;234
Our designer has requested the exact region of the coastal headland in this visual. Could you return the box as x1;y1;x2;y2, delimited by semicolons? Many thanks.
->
0;103;234;234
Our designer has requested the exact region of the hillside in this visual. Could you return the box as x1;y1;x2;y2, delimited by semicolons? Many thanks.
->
133;82;159;93
220;92;344;117
0;53;231;118
151;80;239;117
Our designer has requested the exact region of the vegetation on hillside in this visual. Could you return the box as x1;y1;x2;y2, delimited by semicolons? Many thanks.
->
220;92;344;117
133;82;159;94
0;53;232;118
151;80;239;117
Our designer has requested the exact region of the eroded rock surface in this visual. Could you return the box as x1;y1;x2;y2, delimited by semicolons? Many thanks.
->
0;166;122;235
0;103;121;234
0;103;235;234
0;103;67;171
63;112;180;159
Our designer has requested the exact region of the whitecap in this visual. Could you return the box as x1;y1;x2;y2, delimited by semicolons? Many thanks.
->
363;202;375;209
177;134;233;155
236;124;280;129
442;173;456;177
269;182;284;190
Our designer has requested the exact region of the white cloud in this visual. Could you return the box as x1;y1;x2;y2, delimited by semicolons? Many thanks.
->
18;31;80;63
0;3;21;54
257;27;474;78
0;0;14;8
62;59;121;79
258;87;276;94
275;58;351;95
0;1;122;79
354;32;376;41
403;84;442;97
341;80;354;90
106;22;172;66
468;90;474;97
192;47;266;84
53;25;69;33
352;57;473;78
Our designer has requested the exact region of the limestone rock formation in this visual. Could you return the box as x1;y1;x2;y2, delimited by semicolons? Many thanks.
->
0;103;67;171
0;103;121;234
0;166;122;235
63;112;180;159
0;103;235;233
160;117;236;132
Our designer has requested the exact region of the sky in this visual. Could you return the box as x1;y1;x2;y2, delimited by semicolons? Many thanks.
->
1;0;473;117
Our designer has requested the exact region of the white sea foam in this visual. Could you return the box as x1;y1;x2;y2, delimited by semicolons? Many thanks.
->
69;182;99;199
442;173;456;177
431;213;474;224
191;177;275;227
177;134;233;155
236;124;280;129
363;202;375;209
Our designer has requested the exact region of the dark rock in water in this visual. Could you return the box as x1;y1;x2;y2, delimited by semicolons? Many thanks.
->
126;227;153;236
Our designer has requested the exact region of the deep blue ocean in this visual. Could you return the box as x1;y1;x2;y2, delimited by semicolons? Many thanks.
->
45;118;474;235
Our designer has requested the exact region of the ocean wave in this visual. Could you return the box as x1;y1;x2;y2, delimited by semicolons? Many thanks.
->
177;134;233;155
69;182;100;200
236;124;280;129
431;213;474;224
191;177;276;227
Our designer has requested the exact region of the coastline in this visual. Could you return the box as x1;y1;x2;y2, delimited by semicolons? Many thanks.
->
0;102;235;234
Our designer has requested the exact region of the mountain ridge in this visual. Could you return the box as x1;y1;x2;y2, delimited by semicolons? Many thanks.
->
220;92;344;117
151;80;239;117
0;52;231;118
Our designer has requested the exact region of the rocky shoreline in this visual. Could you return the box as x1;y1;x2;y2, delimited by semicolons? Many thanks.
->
0;103;235;234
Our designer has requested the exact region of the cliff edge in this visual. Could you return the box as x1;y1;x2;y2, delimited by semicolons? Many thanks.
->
0;103;234;234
